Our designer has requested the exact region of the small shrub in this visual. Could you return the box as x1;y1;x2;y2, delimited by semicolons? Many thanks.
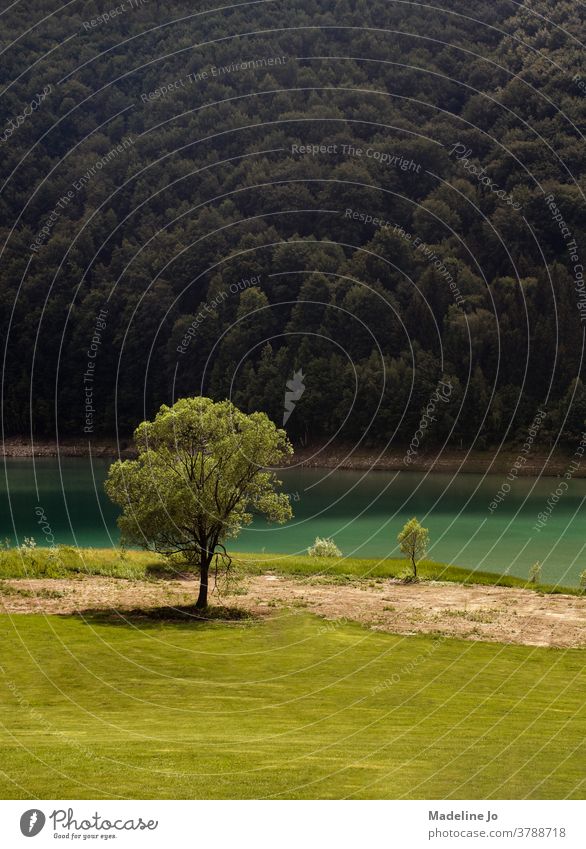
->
580;570;586;592
41;552;66;578
528;561;542;584
307;536;342;558
399;572;418;584
14;536;40;576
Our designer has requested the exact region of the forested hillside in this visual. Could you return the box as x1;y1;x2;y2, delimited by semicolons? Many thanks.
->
1;0;585;449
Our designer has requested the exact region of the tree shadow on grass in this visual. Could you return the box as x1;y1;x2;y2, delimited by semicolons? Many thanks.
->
144;563;196;581
65;603;255;628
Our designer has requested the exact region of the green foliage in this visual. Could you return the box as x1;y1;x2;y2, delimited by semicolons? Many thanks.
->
529;561;542;584
105;397;293;606
0;546;154;581
307;536;343;558
0;1;583;450
397;518;429;578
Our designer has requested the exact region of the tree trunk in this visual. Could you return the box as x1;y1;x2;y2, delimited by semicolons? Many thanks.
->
412;554;417;578
195;553;212;609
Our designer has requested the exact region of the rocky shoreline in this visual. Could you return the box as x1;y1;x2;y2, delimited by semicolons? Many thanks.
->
1;437;580;477
1;438;135;459
284;444;582;477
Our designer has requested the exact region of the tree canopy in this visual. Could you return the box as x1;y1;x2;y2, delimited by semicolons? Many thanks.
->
105;397;293;607
1;1;584;450
397;517;429;578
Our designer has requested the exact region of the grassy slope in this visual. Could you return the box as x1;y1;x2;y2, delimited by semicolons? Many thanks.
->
0;546;579;595
1;613;584;800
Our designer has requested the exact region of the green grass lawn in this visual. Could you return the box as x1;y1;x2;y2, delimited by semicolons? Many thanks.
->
0;546;579;594
0;612;584;799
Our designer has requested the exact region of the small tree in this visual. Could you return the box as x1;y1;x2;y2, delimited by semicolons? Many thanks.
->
528;561;541;584
579;570;586;592
397;517;429;578
105;397;293;608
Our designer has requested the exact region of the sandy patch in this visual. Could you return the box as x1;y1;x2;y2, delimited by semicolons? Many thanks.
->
1;575;584;648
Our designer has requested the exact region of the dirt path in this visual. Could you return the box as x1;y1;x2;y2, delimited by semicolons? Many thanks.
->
2;574;585;648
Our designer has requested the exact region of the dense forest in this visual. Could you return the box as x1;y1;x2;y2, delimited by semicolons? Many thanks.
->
0;0;585;450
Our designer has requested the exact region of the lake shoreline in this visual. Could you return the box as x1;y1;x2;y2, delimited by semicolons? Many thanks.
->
2;437;581;477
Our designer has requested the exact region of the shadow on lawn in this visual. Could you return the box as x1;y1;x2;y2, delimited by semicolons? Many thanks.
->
144;563;196;580
66;603;255;627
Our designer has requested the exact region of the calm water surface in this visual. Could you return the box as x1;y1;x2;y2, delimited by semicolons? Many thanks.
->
2;457;584;585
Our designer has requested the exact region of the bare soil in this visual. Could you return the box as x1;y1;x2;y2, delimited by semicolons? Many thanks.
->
1;574;585;648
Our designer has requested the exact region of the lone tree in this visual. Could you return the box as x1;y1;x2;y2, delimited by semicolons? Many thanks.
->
105;397;293;608
397;517;429;578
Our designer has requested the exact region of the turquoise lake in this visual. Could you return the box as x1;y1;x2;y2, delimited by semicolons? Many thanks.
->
2;457;584;585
